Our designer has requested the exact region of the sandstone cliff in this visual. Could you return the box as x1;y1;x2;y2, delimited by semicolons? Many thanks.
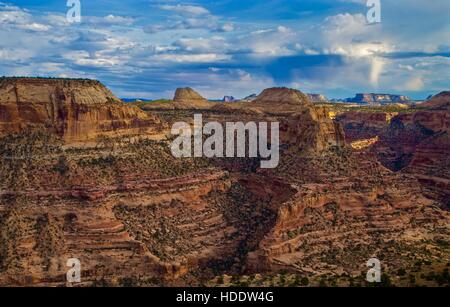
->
280;106;345;152
0;77;162;142
251;88;345;151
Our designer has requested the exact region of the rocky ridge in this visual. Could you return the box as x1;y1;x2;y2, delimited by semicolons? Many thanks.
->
420;91;450;110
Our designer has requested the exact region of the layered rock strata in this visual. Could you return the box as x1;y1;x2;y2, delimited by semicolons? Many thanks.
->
0;78;163;142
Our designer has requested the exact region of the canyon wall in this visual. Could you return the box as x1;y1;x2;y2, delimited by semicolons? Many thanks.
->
0;84;448;286
336;92;450;209
0;78;163;142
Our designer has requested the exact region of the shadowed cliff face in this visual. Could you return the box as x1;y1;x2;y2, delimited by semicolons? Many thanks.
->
336;92;450;210
0;78;164;142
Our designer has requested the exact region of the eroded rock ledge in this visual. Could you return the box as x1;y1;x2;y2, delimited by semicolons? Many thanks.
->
0;77;163;142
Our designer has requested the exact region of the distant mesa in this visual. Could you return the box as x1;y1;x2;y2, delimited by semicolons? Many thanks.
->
345;93;411;105
240;94;257;102
307;93;329;103
254;87;312;105
0;77;162;142
222;96;237;103
144;87;214;110
330;98;346;103
174;87;206;102
172;87;214;109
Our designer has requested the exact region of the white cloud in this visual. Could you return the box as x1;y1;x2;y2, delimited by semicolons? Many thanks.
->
0;4;51;32
399;64;414;71
152;53;231;63
174;37;228;52
44;14;70;27
63;50;121;68
159;4;210;16
0;47;33;61
220;23;234;32
152;45;178;53
320;13;393;57
0;4;29;23
277;26;289;33
16;22;51;32
87;14;135;26
144;4;233;33
403;77;425;91
0;2;448;99
245;26;296;57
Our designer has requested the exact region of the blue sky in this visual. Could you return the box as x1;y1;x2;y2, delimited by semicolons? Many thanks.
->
0;1;449;99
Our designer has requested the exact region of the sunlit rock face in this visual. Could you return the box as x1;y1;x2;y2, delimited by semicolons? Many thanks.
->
0;77;163;142
173;87;207;102
250;88;345;152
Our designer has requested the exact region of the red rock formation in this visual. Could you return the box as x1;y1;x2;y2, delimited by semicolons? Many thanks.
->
336;111;396;142
0;83;448;287
247;149;450;274
420;91;450;110
247;87;312;115
0;132;232;285
336;92;450;209
241;87;346;151
280;106;345;152
0;77;163;142
407;132;450;208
